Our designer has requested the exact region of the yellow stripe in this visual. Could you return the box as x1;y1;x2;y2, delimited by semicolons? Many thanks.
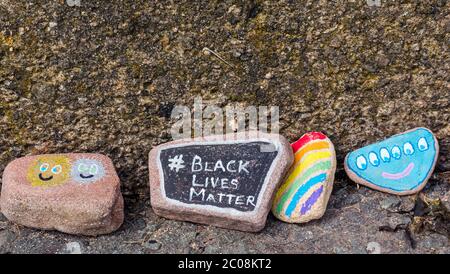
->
294;141;330;162
287;150;332;183
274;150;332;202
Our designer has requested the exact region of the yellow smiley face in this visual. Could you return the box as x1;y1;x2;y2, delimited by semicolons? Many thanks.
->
27;156;71;187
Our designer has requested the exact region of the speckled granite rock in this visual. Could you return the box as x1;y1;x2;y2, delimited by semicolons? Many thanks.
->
0;153;124;236
149;131;293;232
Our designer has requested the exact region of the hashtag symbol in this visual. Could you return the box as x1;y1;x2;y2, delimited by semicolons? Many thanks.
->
168;154;185;172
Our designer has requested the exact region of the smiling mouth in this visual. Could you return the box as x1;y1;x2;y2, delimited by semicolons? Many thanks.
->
381;163;415;180
79;174;94;179
38;173;53;181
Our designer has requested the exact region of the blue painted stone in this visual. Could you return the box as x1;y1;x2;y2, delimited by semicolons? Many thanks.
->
344;128;439;195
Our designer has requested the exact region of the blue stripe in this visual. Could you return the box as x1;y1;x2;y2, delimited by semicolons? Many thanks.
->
285;173;327;217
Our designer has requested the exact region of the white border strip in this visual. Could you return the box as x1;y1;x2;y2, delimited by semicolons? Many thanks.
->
156;138;282;218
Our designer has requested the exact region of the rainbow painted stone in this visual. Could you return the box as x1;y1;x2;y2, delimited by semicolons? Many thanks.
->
272;132;336;223
344;127;439;195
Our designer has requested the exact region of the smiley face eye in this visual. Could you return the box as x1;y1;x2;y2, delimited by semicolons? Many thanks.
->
380;148;390;162
391;146;401;159
356;155;367;170
40;163;49;172
51;165;62;174
403;142;414;155
369;152;380;166
418;137;428;151
89;164;98;175
77;164;89;173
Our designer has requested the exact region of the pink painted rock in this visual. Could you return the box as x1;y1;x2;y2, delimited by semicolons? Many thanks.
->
0;153;124;236
148;131;294;232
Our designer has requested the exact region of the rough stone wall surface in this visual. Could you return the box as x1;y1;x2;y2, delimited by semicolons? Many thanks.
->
0;1;449;253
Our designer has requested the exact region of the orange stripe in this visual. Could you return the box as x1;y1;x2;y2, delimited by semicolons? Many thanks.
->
295;141;330;162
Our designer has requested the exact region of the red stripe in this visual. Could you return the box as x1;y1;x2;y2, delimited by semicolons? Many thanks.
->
291;132;327;153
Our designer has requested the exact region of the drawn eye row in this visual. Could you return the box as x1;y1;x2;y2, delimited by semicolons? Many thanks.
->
355;137;429;170
39;163;100;175
77;164;99;175
40;163;62;174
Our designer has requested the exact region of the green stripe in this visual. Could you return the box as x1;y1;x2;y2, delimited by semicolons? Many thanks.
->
276;160;331;215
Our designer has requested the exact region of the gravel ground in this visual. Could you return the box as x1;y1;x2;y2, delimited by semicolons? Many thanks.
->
0;0;449;253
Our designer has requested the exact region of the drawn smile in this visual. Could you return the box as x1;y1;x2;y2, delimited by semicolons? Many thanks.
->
381;163;415;180
79;173;94;179
38;173;54;181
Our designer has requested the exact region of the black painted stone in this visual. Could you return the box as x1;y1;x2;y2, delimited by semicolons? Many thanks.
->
159;142;278;212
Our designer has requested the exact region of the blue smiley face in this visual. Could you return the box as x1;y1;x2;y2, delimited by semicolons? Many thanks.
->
346;128;438;193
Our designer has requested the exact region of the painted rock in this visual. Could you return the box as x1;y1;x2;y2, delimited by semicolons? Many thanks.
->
148;131;294;232
0;153;124;236
344;127;439;195
272;132;336;223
